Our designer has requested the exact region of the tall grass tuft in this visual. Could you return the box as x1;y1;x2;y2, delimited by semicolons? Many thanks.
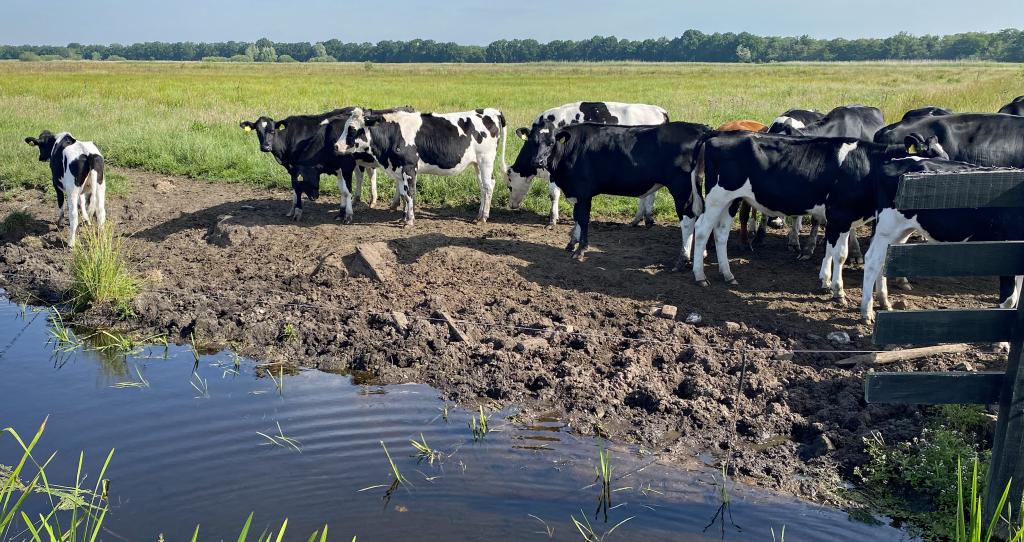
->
68;224;139;315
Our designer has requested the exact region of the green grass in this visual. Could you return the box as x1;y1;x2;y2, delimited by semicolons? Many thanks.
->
67;224;139;314
0;209;32;235
1;61;1021;218
469;405;491;440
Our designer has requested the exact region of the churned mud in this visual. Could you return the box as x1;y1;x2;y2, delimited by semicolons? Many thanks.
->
0;168;1006;504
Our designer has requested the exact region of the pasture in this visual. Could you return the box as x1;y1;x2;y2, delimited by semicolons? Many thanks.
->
1;60;1023;540
1;61;1021;218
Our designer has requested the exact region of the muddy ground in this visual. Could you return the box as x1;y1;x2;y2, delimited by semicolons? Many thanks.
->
0;169;1006;504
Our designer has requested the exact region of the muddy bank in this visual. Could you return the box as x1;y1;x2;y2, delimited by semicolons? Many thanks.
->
0;168;1006;503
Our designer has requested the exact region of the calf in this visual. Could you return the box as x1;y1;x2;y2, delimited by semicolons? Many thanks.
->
334;107;507;226
859;161;1024;324
507;102;669;228
24;131;106;247
999;96;1024;116
240;106;413;222
690;131;945;292
873;113;1024;168
532;121;712;262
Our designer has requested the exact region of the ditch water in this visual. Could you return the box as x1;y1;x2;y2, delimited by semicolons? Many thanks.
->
0;297;915;541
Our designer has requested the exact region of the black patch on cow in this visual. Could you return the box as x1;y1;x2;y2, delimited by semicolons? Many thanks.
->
578;102;619;124
545;114;555;122
457;117;485;143
874;113;1024;168
415;115;473;169
481;115;499;138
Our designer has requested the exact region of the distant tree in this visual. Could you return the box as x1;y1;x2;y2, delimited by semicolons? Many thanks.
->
18;51;39;61
277;54;297;63
313;42;328;57
106;55;128;61
252;38;277;62
201;56;228;62
90;51;102;61
307;55;337;62
735;44;752;63
229;54;252;62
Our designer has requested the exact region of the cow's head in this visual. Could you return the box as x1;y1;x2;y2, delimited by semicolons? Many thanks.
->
334;108;374;155
240;117;285;152
904;133;949;160
24;130;58;161
533;127;572;173
506;123;552;209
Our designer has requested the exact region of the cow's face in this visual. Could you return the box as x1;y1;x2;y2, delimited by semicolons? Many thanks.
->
24;130;57;161
335;110;373;155
507;125;548;209
240;117;283;152
905;133;949;160
533;128;571;172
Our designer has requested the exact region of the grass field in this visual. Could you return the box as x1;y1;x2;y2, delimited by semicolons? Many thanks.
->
1;61;1021;218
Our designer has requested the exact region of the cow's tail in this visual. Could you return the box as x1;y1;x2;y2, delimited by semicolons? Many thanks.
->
689;130;716;217
497;110;508;176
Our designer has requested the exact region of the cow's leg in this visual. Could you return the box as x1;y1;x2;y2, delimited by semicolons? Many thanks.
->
753;211;769;246
799;216;824;260
66;184;81;248
336;167;354;224
738;202;752;249
547;182;561;228
367;167;378;208
994;275;1024;352
861;217;914;322
55;186;66;227
848;230;864;265
286;173;300;219
788;216;802;252
352;167;364;206
712;210;738;285
78;191;90;225
692;202;730;286
669;184;698;270
829;229;852;304
475;156;496;224
394;167;417;226
568;196;592;260
643;191;656;228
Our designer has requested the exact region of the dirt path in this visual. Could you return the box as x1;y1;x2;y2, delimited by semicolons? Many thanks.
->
0;168;1006;503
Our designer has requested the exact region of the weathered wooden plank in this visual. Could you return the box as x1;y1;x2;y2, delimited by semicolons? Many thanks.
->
865;372;1004;404
885;241;1024;278
897;171;1024;210
873;309;1016;345
834;344;972;368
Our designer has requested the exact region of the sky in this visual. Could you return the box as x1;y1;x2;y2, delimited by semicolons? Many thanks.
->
2;0;1020;46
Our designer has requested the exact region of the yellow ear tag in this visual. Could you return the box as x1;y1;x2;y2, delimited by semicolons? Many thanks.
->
243;126;252;132
518;132;528;141
277;124;286;131
557;134;568;144
906;146;917;154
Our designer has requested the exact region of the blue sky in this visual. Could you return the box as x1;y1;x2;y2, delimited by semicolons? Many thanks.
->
2;0;1019;45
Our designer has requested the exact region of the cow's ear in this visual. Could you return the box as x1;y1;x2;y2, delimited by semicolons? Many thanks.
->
24;137;37;146
515;127;529;141
555;130;571;145
239;121;254;132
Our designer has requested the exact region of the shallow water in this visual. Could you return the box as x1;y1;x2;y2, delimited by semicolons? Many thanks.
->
0;299;914;541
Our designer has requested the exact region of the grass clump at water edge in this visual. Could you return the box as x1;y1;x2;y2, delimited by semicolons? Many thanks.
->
68;224;139;315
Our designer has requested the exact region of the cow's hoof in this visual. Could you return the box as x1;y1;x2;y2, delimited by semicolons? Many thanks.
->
629;218;642;227
565;242;576;253
342;215;353;225
788;244;800;253
545;222;556;230
897;282;913;292
644;218;655;229
293;209;303;221
572;249;586;261
726;278;739;286
862;314;875;325
797;253;811;261
834;294;848;306
696;279;711;288
852;256;865;265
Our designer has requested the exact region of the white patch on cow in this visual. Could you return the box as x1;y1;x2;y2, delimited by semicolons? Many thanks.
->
319;118;330;125
383;111;424;147
771;116;805;130
539;128;550;134
258;120;267;129
932;141;947;157
837;142;858;165
692;179;756;284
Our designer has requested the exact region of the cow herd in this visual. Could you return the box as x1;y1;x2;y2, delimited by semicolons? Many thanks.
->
22;95;1024;325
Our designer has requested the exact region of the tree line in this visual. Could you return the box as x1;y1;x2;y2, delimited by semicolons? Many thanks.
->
4;30;1024;63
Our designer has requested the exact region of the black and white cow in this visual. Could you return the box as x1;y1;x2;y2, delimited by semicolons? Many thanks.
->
24;131;106;247
859;160;1024;323
333;107;507;226
901;106;954;120
873;113;1024;169
758;105;886;257
240;106;413;222
507;101;670;228
532;121;712;262
689;131;946;292
767;109;825;134
998;96;1024;116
